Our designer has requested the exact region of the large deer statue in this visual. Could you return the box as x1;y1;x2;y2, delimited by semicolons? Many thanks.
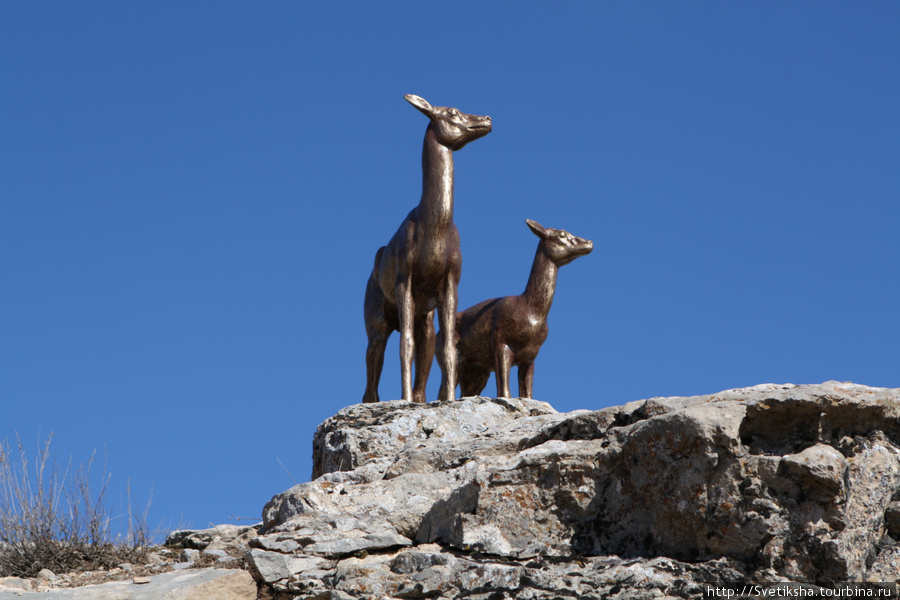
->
441;219;593;399
363;94;492;404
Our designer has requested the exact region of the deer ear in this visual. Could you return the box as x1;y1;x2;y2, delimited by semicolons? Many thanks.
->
405;94;434;118
526;219;548;239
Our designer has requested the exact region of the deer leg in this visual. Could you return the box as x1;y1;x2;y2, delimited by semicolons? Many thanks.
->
396;275;415;402
412;310;435;404
494;344;514;398
460;365;490;398
437;278;459;402
363;328;389;403
518;362;535;399
363;269;390;404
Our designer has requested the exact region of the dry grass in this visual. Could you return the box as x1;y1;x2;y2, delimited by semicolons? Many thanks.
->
0;434;149;577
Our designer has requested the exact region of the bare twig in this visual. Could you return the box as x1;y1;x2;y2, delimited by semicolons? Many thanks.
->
0;434;150;577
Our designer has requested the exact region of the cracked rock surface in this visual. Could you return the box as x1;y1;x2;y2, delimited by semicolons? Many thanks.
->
255;382;900;598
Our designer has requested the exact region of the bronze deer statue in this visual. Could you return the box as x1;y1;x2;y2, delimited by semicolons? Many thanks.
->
362;94;492;404
440;219;593;399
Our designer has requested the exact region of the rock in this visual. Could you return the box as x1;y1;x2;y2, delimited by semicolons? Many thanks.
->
291;543;742;599
309;396;557;480
166;524;259;554
868;545;900;582
256;382;900;597
246;549;334;584
179;548;201;564
781;443;847;499
885;501;900;538
36;569;57;582
0;568;255;600
203;548;229;561
0;577;32;591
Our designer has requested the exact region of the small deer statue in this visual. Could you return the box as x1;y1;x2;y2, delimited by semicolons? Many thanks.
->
442;219;593;399
362;94;492;404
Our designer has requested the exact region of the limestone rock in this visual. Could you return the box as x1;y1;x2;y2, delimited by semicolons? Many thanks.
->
36;569;58;583
0;568;256;600
0;577;32;592
256;382;900;597
781;443;848;499
246;549;334;584
166;523;260;554
310;396;558;480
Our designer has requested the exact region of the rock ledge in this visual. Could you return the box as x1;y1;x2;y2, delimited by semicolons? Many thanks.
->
256;382;900;598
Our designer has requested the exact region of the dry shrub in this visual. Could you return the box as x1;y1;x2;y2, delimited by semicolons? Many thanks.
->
0;434;149;577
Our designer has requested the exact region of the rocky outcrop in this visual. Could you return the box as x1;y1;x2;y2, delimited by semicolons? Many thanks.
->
257;382;900;598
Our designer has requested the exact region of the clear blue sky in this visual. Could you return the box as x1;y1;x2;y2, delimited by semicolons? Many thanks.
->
2;3;898;534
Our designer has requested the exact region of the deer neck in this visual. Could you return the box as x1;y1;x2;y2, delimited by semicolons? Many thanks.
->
523;246;558;317
418;126;454;228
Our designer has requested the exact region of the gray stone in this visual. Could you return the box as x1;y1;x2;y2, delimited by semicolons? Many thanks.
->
0;577;32;591
246;548;334;584
0;569;255;600
781;443;848;498
179;548;200;563
310;396;556;479
166;523;260;554
253;535;302;554
304;532;411;557
263;472;458;541
36;569;57;582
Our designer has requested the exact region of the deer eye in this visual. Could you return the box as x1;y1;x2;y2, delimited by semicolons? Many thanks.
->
448;108;459;118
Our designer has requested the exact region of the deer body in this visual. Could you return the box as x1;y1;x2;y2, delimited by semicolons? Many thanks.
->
363;94;491;404
446;219;593;399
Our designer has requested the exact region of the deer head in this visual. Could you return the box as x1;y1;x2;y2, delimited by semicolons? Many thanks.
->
405;94;492;151
526;219;594;266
